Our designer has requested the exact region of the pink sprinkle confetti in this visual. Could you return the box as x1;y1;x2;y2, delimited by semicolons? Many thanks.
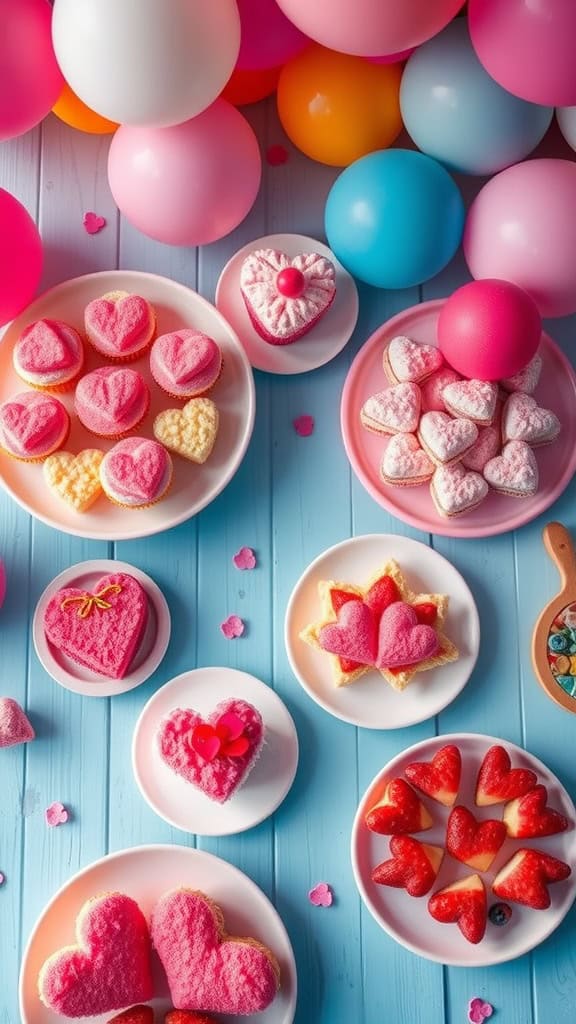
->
45;801;69;828
220;614;245;639
233;546;257;570
308;882;333;907
83;211;106;235
293;415;314;437
266;144;289;166
468;998;494;1024
0;872;5;886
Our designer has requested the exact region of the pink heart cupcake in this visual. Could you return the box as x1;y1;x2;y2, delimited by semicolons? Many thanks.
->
84;291;156;362
150;329;223;399
74;366;150;438
0;391;70;462
13;319;84;392
99;436;173;508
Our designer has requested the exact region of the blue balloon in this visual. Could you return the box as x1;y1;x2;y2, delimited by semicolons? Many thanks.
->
400;19;553;176
325;148;464;289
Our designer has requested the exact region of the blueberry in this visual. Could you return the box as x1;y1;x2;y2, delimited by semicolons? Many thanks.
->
489;902;512;926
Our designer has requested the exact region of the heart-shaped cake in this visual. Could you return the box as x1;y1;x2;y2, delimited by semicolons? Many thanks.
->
240;248;336;345
153;399;219;464
100;437;173;508
157;698;264;803
13;318;84;390
43;571;148;679
38;892;153;1017
0;391;70;462
360;383;421;435
75;366;150;438
0;697;35;748
150;330;222;398
44;449;104;513
151;889;280;1014
84;291;156;361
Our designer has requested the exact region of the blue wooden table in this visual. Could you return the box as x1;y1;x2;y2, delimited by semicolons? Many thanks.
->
1;103;576;1024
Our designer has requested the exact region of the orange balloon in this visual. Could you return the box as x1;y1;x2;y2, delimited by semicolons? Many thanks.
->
222;65;281;106
52;82;118;134
277;44;402;166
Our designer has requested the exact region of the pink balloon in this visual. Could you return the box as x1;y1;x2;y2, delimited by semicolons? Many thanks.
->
469;0;576;107
108;100;262;247
236;0;309;71
366;49;415;65
0;0;64;141
275;0;465;57
464;159;576;320
0;189;43;327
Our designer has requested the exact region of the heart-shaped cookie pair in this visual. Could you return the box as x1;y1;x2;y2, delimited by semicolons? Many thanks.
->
431;463;489;518
361;383;421;435
484;441;538;497
319;600;439;670
154;398;219;464
419;411;478;466
502;393;561;446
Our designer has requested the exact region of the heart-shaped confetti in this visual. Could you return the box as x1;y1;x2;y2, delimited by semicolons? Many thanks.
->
294;415;314;437
233;546;256;570
266;144;289;166
308;882;333;908
45;801;69;827
468;997;493;1024
83;211;106;235
0;871;5;886
220;614;245;639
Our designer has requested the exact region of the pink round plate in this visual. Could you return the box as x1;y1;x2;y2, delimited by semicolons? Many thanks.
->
341;300;576;538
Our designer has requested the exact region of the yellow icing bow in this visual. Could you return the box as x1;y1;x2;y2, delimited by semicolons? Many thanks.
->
61;583;122;618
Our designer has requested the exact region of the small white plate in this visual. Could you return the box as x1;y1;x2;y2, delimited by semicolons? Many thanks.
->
132;667;299;836
19;844;297;1024
284;534;479;730
215;232;359;374
351;733;576;967
33;559;171;698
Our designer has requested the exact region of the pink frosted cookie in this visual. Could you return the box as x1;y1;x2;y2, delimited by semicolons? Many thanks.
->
150;329;223;398
100;437;173;508
84;291;156;362
13;318;84;392
502;393;561;447
240;248;336;345
418;411;478;466
384;336;444;385
0;391;70;462
431;463;489;518
43;571;148;679
38;891;153;1017
500;352;543;395
157;699;264;804
381;434;434;487
421;368;461;413
484;440;539;497
442;379;498;426
151;889;280;1015
360;383;421;435
461;426;501;472
0;697;35;748
75;366;150;438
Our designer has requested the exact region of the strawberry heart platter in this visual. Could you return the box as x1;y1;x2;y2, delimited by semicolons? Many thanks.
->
132;667;299;836
19;844;297;1024
351;733;576;967
341;300;576;539
215;233;359;374
0;271;255;540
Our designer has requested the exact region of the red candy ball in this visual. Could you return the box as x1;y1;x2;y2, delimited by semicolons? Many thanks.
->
437;278;541;381
276;266;305;298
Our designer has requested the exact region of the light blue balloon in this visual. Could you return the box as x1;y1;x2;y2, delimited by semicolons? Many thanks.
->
400;19;553;176
324;148;464;290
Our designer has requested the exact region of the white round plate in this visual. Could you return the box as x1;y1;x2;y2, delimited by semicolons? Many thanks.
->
0;271;255;540
19;844;297;1024
284;534;479;730
132;667;299;836
351;733;576;967
33;559;170;697
215;232;359;374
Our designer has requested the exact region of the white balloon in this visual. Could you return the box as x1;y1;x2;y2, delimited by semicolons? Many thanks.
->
52;0;240;127
556;106;576;152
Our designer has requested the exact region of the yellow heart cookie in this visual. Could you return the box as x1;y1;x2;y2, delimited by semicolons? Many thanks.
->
153;398;219;464
43;449;104;512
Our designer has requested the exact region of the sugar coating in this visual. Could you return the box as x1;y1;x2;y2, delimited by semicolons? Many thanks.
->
150;330;222;397
154;398;219;464
75;366;149;437
442;379;498;424
100;437;172;506
84;290;155;359
421;368;461;412
462;427;501;472
13;318;84;386
44;449;104;512
382;434;434;483
502;393;561;446
484;440;539;496
361;383;421;434
0;391;69;459
385;336;444;384
500;352;543;394
419;411;478;464
240;248;336;344
431;463;489;516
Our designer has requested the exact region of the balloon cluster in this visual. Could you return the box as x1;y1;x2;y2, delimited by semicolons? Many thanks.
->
2;0;576;321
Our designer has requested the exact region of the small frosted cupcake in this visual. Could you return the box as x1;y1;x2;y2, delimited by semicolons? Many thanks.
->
13;318;84;392
100;436;173;509
0;392;70;462
84;291;156;362
150;329;223;399
75;366;150;438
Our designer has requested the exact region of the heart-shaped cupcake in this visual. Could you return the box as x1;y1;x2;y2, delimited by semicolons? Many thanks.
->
43;572;148;678
151;889;280;1014
377;601;439;669
381;434;434;486
240;248;336;345
157;698;264;803
442;379;498;425
75;366;150;437
100;437;173;507
84;291;155;360
150;330;222;398
44;449;104;513
384;336;444;384
153;398;219;464
502;393;561;446
484;440;539;497
0;391;70;461
431;463;489;517
360;383;421;435
418;411;478;466
14;318;84;388
0;697;35;748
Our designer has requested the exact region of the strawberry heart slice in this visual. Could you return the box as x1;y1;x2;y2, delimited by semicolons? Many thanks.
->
364;575;400;617
405;743;461;807
412;602;438;626
428;874;487;945
329;588;361;613
372;836;444;897
503;785;569;838
492;848;572;910
475;745;538;806
319;600;378;666
365;778;433;835
377;601;439;669
446;805;507;872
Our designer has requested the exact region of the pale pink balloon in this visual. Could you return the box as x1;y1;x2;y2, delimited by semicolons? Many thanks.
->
0;189;43;327
108;101;262;247
236;0;309;71
0;0;63;141
366;49;415;65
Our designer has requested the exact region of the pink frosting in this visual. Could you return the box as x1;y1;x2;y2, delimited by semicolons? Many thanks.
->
376;601;439;668
100;437;172;506
442;379;498;424
240;248;336;344
84;293;154;357
418;411;478;464
0;391;69;459
381;434;434;483
421;368;461;412
462;426;501;472
75;366;150;437
385;336;444;383
361;382;421;434
502;393;561;445
500;352;543;394
319;600;378;664
431;463;489;516
484;440;539;496
14;319;83;385
0;697;35;748
150;329;222;397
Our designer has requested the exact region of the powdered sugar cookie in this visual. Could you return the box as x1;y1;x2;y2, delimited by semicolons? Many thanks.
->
240;248;336;345
418;411;478;466
384;336;444;385
502;393;561;447
461;427;501;473
442;379;498;426
431;463;489;518
421;368;461;413
484;440;539;497
360;382;421;435
500;352;543;395
381;434;434;487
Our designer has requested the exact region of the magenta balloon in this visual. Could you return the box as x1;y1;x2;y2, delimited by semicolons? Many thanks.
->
469;0;576;107
108;100;262;247
0;0;64;141
236;0;309;71
0;189;43;326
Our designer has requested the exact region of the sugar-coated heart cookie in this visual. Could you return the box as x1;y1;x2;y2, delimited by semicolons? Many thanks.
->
157;698;264;803
240;248;336;345
384;336;444;384
0;697;35;748
502;393;561;446
84;291;156;361
38;892;153;1017
377;601;439;669
100;437;173;508
500;352;542;395
484;440;539;497
44;449;104;512
153;398;219;464
360;383;421;435
319;600;378;665
381;433;434;487
150;330;222;398
13;318;84;390
151;889;280;1015
431;463;489;518
461;427;500;473
418;411;478;466
442;379;498;426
